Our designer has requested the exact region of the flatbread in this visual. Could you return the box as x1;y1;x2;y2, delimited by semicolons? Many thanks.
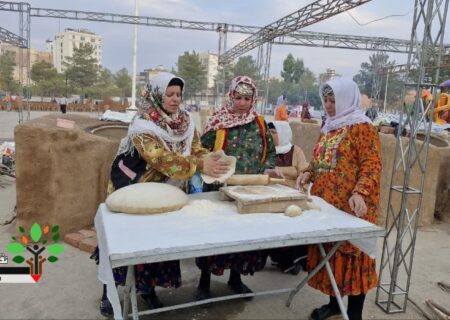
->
201;150;237;184
106;182;188;214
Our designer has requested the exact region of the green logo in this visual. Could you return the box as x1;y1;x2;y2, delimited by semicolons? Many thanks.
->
5;223;64;281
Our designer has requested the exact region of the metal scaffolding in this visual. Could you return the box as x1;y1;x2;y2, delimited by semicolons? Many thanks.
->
0;2;30;122
18;1;30;122
216;24;228;107
376;0;449;314
0;26;27;47
219;0;372;65
1;0;447;116
2;0;442;115
370;50;386;106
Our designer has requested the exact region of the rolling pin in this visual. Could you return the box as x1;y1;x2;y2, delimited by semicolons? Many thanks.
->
225;174;286;186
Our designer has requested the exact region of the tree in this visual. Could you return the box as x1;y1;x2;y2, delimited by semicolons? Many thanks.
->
281;53;305;84
85;67;121;98
114;68;132;97
64;43;99;96
0;51;19;92
353;53;395;96
31;61;64;98
176;51;207;100
268;77;284;106
214;55;260;97
353;53;404;111
230;56;260;81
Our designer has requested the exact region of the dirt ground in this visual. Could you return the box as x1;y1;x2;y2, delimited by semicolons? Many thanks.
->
0;111;449;319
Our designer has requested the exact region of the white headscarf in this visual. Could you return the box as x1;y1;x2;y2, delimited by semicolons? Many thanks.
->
320;77;372;134
272;121;293;154
118;72;195;156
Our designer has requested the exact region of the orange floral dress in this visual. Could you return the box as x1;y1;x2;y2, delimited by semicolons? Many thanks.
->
306;122;381;296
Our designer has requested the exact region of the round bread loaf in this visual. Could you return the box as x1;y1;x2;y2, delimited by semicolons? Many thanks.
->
106;182;188;214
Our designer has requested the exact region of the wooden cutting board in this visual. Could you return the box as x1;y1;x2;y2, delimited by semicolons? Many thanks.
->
220;184;308;214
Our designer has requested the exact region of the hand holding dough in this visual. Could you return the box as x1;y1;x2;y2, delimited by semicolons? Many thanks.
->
201;151;237;184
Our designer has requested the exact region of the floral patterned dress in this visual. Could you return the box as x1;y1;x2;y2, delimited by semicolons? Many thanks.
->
306;122;381;296
196;119;276;275
95;130;209;293
201;119;276;174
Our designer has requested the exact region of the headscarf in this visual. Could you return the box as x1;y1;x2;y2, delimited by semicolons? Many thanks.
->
118;72;195;156
271;121;293;155
203;75;258;134
320;77;372;134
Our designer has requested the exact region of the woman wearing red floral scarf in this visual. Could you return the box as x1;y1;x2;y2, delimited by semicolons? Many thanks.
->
195;75;277;300
95;72;229;316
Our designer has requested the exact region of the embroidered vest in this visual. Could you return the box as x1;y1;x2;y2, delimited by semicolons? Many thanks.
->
212;116;268;164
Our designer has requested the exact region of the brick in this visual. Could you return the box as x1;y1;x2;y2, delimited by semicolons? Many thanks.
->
78;237;98;253
78;229;96;238
64;232;84;248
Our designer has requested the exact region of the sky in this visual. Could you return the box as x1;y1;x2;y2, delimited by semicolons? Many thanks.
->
1;0;449;80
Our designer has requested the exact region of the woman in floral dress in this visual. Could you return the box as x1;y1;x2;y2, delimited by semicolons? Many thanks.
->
297;78;381;320
96;72;229;316
196;75;276;300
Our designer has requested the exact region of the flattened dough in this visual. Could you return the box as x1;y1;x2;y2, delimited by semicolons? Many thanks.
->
106;182;188;214
201;150;237;184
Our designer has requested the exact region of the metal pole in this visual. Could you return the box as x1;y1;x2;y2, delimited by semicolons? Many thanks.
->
128;0;139;111
383;72;389;113
376;0;449;314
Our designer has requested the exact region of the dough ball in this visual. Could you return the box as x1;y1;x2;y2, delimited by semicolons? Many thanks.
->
284;205;303;217
106;182;188;214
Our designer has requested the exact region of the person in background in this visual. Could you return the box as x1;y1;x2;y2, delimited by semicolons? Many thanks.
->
265;120;308;274
60;96;68;114
94;72;229;316
297;78;381;320
365;104;378;122
301;101;312;121
197;75;276;301
5;94;11;112
275;94;289;121
14;95;22;112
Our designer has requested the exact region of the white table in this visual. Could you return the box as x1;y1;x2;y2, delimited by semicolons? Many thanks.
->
95;192;385;320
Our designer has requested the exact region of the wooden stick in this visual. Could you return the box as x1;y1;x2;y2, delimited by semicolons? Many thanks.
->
407;297;433;320
438;281;450;293
425;299;450;320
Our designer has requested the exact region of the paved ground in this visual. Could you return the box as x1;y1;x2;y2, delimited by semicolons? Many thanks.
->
0;110;449;319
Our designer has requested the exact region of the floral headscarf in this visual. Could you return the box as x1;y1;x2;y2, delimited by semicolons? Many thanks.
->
119;72;195;156
320;77;372;134
203;75;259;134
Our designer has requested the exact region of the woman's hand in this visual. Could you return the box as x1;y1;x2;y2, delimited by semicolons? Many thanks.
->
264;167;284;178
349;193;367;217
199;154;230;178
295;172;311;190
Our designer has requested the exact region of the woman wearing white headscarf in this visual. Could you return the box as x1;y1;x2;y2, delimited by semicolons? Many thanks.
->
266;120;308;188
95;72;229;316
266;120;309;274
297;78;381;320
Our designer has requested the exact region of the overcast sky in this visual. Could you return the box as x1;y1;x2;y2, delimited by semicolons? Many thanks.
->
1;0;448;79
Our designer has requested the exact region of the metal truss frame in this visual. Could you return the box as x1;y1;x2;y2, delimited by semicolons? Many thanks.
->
370;50;386;104
0;26;27;47
0;2;30;122
376;0;449;314
0;1;416;56
219;0;372;64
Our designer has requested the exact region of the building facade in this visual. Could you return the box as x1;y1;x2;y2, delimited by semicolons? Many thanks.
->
0;42;52;83
46;28;102;73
